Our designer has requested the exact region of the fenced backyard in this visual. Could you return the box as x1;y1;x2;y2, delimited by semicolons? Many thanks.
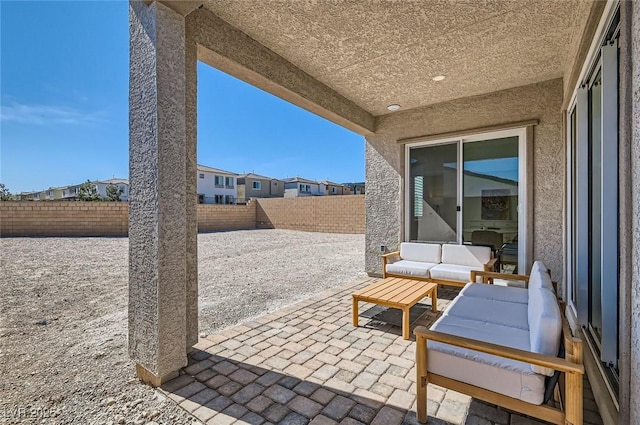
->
0;195;365;237
0;230;365;423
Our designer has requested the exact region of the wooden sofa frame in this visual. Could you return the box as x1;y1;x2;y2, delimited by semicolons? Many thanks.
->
381;250;497;288
414;271;584;425
471;269;559;294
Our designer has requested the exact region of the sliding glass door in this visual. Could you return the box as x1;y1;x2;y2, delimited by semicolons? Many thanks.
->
407;130;526;271
567;11;619;376
408;143;458;243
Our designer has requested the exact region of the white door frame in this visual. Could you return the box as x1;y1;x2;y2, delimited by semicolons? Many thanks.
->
404;127;529;272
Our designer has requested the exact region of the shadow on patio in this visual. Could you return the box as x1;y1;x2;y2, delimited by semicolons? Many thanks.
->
160;278;604;425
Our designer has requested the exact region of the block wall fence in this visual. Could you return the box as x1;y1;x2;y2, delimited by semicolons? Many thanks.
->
0;196;365;237
256;195;365;233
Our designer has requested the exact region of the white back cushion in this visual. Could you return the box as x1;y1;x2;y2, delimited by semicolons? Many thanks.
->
528;288;562;376
400;242;441;263
441;244;491;268
530;260;548;276
528;269;555;294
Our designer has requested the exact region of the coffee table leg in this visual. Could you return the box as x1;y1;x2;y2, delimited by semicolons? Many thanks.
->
431;286;438;312
402;307;410;340
352;296;359;327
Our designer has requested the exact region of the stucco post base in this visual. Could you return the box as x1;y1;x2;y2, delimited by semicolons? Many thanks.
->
135;364;179;387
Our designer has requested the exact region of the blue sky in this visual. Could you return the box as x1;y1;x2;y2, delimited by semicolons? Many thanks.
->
0;1;364;194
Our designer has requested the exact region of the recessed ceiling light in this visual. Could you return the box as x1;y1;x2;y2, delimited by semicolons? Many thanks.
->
432;75;446;82
387;104;401;111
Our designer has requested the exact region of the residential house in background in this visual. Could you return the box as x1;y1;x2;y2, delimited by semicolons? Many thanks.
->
319;180;350;195
197;164;238;204
236;173;284;203
15;178;129;201
96;178;130;201
283;177;322;197
343;182;365;195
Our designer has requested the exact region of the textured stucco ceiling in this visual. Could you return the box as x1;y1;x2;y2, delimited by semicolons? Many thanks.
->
200;0;593;116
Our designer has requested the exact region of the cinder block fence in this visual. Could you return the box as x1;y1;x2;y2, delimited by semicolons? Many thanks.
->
0;202;129;237
0;196;365;237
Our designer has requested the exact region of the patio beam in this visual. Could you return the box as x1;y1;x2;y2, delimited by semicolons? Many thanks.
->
187;8;375;136
128;0;198;385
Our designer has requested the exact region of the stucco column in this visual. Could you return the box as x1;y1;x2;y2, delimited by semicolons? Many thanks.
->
128;0;197;385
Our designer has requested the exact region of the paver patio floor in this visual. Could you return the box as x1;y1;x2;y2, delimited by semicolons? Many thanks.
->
161;278;604;425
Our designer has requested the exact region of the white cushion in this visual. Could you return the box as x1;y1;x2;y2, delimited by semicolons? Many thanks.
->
459;282;528;304
444;294;529;330
429;264;481;282
530;260;547;276
386;260;437;277
528;288;562;376
428;315;545;404
528;269;555;294
399;242;441;263
441;244;491;268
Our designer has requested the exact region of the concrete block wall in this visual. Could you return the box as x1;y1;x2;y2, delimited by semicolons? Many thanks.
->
255;195;365;234
0;202;129;237
196;202;256;232
0;196;365;236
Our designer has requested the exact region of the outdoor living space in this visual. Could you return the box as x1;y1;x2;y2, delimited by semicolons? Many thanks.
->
127;2;640;424
162;279;604;425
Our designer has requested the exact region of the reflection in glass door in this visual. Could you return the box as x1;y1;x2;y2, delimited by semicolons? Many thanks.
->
408;143;458;243
407;131;526;272
462;137;520;271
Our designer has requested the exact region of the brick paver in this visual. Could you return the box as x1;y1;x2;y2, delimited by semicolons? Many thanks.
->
160;277;604;425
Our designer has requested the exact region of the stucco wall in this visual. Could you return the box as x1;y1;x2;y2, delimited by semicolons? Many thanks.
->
365;79;564;281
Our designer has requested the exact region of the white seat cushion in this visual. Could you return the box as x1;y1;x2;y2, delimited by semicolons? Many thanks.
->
459;282;528;304
399;242;441;263
442;244;491;268
528;288;562;376
427;315;545;404
385;260;437;277
429;264;481;282
443;294;529;330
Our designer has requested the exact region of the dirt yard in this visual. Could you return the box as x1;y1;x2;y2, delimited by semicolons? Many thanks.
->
0;230;365;424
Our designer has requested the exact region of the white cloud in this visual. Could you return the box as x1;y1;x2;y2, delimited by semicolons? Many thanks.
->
0;101;105;125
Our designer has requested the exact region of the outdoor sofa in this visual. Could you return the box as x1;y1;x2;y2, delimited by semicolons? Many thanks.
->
381;242;497;287
414;261;584;425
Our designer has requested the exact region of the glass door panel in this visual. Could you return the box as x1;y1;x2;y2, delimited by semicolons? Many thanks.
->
462;137;519;271
409;143;458;243
589;70;603;344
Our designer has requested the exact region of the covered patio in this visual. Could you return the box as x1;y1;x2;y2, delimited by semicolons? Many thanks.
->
128;1;639;425
160;278;603;425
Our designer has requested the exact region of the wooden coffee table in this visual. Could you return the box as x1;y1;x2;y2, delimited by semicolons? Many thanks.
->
352;277;438;340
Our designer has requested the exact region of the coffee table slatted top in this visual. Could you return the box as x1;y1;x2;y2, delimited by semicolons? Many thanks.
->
353;277;438;340
352;277;437;308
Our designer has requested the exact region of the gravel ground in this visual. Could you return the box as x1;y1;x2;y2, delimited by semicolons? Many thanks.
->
0;230;365;424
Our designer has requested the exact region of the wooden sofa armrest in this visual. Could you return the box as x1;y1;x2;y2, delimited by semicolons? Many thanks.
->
483;257;498;271
381;250;400;259
381;251;400;278
414;327;583;374
470;270;531;284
